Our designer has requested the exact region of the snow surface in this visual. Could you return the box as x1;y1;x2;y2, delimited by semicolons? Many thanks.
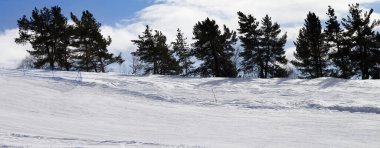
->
0;69;379;147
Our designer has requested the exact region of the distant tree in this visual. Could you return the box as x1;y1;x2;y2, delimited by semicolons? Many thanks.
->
342;3;380;79
172;29;194;76
372;32;380;79
50;6;72;70
259;15;288;78
17;55;35;69
132;26;180;75
292;12;329;78
130;55;145;74
71;10;122;72
237;12;288;78
192;18;238;77
237;12;262;76
325;6;353;78
153;30;181;75
15;6;71;70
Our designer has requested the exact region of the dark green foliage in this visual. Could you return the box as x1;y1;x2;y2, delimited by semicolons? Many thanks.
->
259;15;288;78
237;12;288;78
132;26;180;75
16;7;121;72
15;6;71;70
372;32;380;79
71;11;122;72
325;6;354;78
342;3;380;79
292;12;329;79
172;29;194;76
192;18;238;77
237;12;262;76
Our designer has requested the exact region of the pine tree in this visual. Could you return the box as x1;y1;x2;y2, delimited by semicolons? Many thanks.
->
154;31;181;75
131;26;157;74
292;12;329;79
372;32;380;79
237;12;262;77
325;6;353;78
132;26;180;75
342;3;380;79
172;29;194;76
260;15;288;78
50;6;72;70
71;10;122;72
192;18;238;77
15;6;71;70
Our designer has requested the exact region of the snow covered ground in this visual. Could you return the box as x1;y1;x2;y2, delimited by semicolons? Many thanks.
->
0;69;379;147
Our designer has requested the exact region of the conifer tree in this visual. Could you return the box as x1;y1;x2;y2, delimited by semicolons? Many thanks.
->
131;26;157;74
237;12;262;76
132;26;180;75
324;6;353;78
192;18;238;77
51;6;72;70
154;31;181;75
172;29;194;76
71;10;122;72
372;32;380;79
292;12;329;78
342;3;380;79
260;15;288;78
15;6;71;70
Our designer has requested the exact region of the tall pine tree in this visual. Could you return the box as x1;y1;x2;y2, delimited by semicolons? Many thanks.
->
342;3;380;79
237;12;262;77
15;6;71;70
292;12;329;79
260;15;288;78
325;6;353;78
71;10;122;72
132;26;180;75
192;18;238;77
172;29;194;76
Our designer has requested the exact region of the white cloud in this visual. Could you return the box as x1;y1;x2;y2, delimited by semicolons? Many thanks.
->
0;29;30;68
1;0;379;69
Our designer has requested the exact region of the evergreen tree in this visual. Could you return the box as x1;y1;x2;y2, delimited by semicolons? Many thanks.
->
372;32;380;79
132;26;180;75
15;6;71;70
154;31;181;75
292;12;329;78
50;6;72;70
259;15;288;78
325;6;353;78
131;26;157;74
237;12;262;76
192;18;238;77
172;29;194;76
71;10;122;72
342;3;380;79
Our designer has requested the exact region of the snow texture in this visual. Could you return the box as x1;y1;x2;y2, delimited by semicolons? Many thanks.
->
0;69;379;147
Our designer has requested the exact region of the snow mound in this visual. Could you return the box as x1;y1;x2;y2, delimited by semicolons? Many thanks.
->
0;69;379;147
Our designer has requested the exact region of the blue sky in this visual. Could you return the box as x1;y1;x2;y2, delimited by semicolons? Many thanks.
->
0;0;379;70
0;0;154;31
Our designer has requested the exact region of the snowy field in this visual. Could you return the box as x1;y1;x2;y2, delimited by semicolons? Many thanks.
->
0;69;379;147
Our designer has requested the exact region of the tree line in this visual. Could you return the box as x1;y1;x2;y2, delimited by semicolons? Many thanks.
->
17;4;380;79
292;4;380;79
133;4;380;79
15;6;124;72
132;13;289;78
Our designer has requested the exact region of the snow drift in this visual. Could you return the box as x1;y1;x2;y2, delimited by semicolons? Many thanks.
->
0;69;379;147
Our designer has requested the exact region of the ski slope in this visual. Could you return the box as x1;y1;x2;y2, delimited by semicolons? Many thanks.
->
0;69;379;147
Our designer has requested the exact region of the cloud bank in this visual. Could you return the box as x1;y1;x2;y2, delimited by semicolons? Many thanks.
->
1;0;379;70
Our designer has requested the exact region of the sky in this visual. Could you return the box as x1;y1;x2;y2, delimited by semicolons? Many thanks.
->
0;0;379;70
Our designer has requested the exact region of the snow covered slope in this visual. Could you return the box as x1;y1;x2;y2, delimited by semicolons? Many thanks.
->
0;69;379;147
